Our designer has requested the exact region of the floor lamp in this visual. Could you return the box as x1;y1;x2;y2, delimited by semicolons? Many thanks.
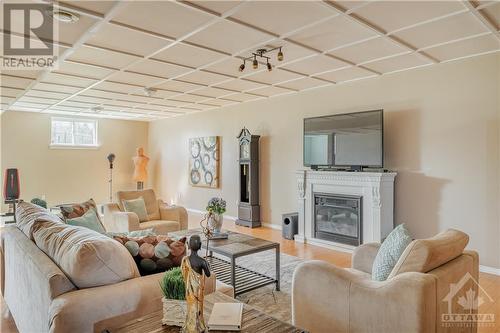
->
107;153;115;203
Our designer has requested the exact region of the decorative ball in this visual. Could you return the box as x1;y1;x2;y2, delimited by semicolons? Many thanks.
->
156;257;174;271
154;241;171;259
124;241;139;256
140;258;157;272
139;243;155;259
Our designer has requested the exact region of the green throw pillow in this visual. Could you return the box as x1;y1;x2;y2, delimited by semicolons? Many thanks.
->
66;209;106;234
123;197;148;222
371;224;412;281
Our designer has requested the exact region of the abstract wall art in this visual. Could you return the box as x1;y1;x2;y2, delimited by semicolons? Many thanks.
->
188;136;220;188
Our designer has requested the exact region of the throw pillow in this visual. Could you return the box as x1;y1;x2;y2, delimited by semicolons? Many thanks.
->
371;224;412;281
122;197;148;222
112;234;187;276
59;198;106;231
66;209;106;234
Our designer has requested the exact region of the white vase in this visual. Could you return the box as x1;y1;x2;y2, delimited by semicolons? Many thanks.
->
208;213;223;233
162;297;186;327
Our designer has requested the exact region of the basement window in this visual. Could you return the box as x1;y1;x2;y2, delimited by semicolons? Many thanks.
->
50;117;99;148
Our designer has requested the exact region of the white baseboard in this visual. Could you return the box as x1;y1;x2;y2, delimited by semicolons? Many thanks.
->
479;265;500;276
262;222;282;230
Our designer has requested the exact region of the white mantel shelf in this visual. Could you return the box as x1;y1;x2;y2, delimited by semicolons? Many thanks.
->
295;170;397;253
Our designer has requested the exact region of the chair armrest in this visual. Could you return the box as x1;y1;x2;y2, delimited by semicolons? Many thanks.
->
292;260;436;333
103;203;140;233
352;242;381;274
158;201;188;230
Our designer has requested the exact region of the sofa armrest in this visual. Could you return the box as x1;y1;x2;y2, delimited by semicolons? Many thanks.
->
352;242;381;274
49;274;162;333
292;260;436;333
158;201;188;230
103;203;140;233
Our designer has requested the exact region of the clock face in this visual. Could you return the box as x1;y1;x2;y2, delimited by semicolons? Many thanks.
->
240;141;250;159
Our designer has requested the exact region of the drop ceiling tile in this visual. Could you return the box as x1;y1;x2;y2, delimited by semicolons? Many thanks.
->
425;34;500;61
32;82;81;94
17;96;57;105
264;41;316;63
244;68;303;85
154;89;182;99
56;61;114;79
230;1;332;35
199;98;236;107
86;23;170;57
334;1;370;11
127;59;192;79
67;45;139;69
154;80;204;92
9;105;42;112
282;55;349;75
58;1;118;15
364;53;432;73
94;81;140;94
151;99;194;108
70;95;111;104
190;1;243;15
43;72;97;87
113;1;212;38
353;1;467;33
0;75;33;89
314;66;377;82
204;57;246;77
222;93;263;102
278;77;330;90
329;37;407;64
0;69;40;79
103;100;142;108
52;15;98;45
190;86;234;98
1;87;25;97
247;85;292;97
84;89;129;100
171;94;208;103
152;43;222;68
393;13;489;49
59;101;97;109
214;79;265;92
289;15;376;51
27;90;70;99
186;20;273;55
480;3;500;30
111;71;162;86
0;96;16;104
177;71;230;86
120;95;162;104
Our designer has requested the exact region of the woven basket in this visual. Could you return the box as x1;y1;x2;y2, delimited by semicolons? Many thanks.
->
162;297;187;327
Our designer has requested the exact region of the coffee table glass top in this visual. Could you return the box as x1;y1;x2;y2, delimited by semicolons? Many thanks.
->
169;229;278;257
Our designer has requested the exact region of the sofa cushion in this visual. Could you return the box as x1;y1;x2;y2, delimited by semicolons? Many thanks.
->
15;201;64;240
33;223;140;288
59;198;106;230
117;189;161;221
66;209;106;234
388;228;468;279
371;224;412;281
123;197;148;222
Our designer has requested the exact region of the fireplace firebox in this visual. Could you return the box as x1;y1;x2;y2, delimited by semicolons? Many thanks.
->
314;193;362;246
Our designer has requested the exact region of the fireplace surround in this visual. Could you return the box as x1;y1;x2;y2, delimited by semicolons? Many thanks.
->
296;170;396;252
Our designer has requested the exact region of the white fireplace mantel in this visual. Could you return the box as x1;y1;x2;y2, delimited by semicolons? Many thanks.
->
295;170;396;252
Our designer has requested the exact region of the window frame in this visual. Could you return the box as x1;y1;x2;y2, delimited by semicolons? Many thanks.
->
50;117;100;149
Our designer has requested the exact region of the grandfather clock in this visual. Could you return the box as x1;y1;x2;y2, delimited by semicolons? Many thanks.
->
236;128;261;228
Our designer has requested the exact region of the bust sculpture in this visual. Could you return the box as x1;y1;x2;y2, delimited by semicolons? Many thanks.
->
181;235;211;333
132;147;149;190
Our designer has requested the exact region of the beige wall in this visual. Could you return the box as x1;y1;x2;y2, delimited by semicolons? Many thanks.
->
1;112;149;210
149;53;500;268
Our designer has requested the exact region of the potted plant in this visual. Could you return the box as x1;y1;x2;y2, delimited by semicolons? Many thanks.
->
206;197;226;233
160;267;186;326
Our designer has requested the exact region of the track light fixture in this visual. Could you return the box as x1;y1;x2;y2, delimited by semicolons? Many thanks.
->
237;46;283;73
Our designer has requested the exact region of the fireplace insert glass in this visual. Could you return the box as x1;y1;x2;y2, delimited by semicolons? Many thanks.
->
314;193;362;246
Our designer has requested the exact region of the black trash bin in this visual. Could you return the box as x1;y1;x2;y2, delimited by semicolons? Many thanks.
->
282;212;298;240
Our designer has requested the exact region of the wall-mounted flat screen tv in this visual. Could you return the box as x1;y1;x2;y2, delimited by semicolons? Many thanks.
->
303;110;383;168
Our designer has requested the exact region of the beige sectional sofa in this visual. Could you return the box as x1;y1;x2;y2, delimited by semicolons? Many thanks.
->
0;202;233;333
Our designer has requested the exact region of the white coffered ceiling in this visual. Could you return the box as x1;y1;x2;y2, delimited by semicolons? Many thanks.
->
1;0;499;121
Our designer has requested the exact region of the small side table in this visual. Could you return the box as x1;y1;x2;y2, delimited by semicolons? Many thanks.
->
0;214;16;226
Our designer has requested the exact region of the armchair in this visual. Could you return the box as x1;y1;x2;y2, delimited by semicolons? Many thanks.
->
292;229;479;333
103;189;188;234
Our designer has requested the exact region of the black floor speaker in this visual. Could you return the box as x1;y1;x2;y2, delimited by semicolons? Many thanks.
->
4;168;20;201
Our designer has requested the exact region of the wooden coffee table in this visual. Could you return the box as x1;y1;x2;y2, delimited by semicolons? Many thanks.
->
169;229;280;296
108;292;304;333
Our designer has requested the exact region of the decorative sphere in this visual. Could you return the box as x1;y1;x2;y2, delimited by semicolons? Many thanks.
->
154;241;171;258
139;243;155;259
156;258;174;270
124;241;139;256
140;258;157;272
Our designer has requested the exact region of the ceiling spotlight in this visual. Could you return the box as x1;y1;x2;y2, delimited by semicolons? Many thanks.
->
239;61;245;72
144;87;156;97
266;61;272;72
90;106;102;113
252;56;258;69
50;10;80;23
277;47;284;61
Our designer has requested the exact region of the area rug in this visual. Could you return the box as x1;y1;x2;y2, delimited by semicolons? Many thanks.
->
226;250;305;323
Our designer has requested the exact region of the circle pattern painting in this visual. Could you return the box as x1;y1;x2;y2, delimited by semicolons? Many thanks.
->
189;137;219;188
